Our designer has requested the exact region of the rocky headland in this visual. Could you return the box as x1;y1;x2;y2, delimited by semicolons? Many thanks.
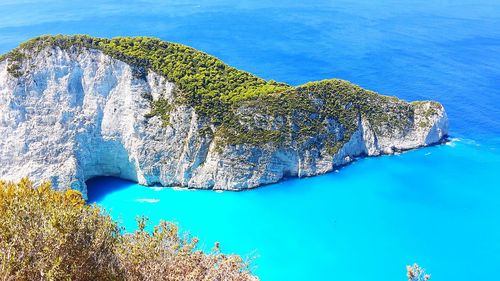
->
0;35;448;197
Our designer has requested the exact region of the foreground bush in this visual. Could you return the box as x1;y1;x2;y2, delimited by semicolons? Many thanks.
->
0;179;256;281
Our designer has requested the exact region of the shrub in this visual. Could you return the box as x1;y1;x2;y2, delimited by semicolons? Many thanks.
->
407;263;431;281
0;179;256;281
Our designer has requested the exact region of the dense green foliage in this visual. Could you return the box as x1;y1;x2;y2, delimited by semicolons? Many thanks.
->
0;179;255;281
1;35;290;125
1;35;434;151
218;79;415;154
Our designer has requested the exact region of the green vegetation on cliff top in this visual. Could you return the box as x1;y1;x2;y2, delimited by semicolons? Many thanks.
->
1;35;439;152
1;35;290;124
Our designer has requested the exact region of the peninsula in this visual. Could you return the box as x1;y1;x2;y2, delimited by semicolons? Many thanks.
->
0;35;448;196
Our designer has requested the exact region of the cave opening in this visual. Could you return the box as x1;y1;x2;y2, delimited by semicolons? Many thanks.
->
85;176;136;203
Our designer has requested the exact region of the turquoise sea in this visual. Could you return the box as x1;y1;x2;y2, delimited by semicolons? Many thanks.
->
2;0;499;280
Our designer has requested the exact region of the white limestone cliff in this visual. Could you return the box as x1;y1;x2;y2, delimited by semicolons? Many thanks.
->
0;46;448;197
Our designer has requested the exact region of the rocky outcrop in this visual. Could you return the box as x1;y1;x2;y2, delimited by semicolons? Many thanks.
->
0;42;448;197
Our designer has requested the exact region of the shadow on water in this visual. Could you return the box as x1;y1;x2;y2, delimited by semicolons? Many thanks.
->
86;176;135;203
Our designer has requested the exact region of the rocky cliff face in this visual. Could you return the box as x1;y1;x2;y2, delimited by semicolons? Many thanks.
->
0;41;448;197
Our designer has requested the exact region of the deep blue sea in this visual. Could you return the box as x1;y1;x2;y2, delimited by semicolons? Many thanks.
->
2;0;499;280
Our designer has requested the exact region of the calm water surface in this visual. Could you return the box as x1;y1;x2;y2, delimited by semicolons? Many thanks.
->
2;1;499;280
